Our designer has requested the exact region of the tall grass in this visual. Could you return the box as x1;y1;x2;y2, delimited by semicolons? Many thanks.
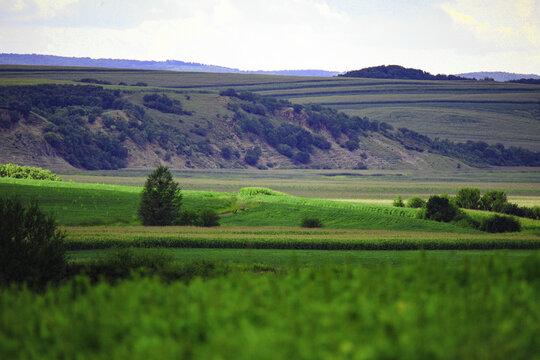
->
1;252;539;359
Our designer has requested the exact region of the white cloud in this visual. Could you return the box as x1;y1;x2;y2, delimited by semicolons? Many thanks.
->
34;0;79;18
440;0;540;50
0;0;538;74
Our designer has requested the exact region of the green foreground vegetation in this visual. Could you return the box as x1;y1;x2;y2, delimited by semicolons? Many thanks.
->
1;252;539;359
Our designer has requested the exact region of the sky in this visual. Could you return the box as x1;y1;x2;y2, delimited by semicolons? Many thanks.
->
0;0;538;74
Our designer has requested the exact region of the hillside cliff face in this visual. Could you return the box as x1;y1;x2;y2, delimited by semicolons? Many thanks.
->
2;84;537;171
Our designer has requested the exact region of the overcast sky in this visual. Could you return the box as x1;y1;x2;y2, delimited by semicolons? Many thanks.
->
0;0;538;74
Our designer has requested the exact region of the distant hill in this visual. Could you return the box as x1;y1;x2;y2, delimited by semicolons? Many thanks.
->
457;72;540;82
340;65;470;81
0;53;338;77
1;80;538;171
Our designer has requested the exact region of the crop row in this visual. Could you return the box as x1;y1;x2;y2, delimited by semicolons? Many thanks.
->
64;226;540;251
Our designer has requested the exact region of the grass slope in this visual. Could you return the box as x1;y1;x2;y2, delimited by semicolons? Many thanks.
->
0;177;468;232
0;177;235;225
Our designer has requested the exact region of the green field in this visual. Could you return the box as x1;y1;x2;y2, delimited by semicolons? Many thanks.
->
69;247;537;266
2;176;539;236
2;65;538;151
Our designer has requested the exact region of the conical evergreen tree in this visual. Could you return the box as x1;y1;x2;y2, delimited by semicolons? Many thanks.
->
138;166;182;225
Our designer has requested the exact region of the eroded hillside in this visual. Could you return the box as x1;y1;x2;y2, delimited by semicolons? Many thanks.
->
1;83;538;170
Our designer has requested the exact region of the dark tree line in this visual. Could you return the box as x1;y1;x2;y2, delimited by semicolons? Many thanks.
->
339;65;471;81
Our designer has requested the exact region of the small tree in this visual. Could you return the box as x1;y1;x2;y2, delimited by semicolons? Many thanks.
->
393;196;405;207
0;197;66;288
138;166;182;226
455;188;481;209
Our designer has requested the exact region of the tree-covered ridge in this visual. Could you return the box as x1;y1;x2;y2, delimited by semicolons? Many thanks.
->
225;89;540;167
340;65;470;81
393;128;540;167
1;84;539;170
0;85;198;170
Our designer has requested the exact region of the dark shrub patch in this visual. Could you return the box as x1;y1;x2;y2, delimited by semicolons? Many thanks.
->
479;215;521;233
198;209;220;227
424;195;458;222
301;217;323;228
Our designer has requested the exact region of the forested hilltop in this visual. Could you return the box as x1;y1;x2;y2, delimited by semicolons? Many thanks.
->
1;83;539;170
340;65;470;81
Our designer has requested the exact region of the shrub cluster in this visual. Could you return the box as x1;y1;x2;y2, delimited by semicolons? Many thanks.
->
479;215;521;233
418;194;522;233
143;93;188;115
0;163;62;181
455;187;539;220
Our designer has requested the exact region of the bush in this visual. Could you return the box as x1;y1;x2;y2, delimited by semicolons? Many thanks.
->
245;147;261;166
424;195;458;222
276;144;294;158
479;215;521;233
0;163;62;181
221;146;232;160
138;166;182;226
455;188;480;209
0;197;66;288
533;206;540;220
393;196;404;207
174;210;200;226
406;196;425;208
301;217;323;228
198;209;220;227
293;151;310;164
